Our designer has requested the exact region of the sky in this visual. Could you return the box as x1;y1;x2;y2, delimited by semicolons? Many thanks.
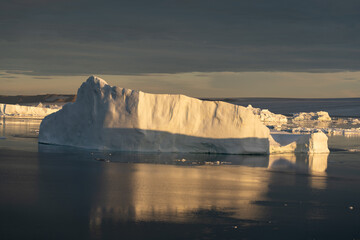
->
1;0;360;97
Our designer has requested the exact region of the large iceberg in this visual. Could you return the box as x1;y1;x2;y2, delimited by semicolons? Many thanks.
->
39;76;330;154
39;76;270;154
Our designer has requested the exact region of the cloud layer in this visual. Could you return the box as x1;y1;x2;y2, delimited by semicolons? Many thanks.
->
1;0;360;75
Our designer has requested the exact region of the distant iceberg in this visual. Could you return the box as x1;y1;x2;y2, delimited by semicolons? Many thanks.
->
38;76;329;154
0;103;60;118
292;111;332;122
247;104;288;126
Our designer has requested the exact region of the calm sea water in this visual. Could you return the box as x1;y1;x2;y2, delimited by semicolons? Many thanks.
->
1;118;360;240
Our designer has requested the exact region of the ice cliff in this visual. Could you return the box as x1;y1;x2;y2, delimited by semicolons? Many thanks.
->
39;76;270;154
39;76;329;154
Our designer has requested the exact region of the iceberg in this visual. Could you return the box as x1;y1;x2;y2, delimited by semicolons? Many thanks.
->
269;131;330;154
246;104;288;126
0;103;60;118
286;126;360;137
39;76;329;154
292;111;331;122
39;76;270;154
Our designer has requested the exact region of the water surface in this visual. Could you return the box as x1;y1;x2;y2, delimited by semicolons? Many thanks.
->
1;118;360;240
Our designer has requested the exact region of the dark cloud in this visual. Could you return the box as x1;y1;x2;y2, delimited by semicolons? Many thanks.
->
0;0;360;75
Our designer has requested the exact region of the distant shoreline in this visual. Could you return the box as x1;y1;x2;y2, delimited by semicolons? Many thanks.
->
1;95;359;117
0;94;76;105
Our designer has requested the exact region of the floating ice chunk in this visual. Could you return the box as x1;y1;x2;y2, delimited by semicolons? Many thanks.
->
292;111;331;122
39;76;270;154
269;131;329;154
327;127;360;137
287;126;360;137
349;118;360;125
247;105;288;126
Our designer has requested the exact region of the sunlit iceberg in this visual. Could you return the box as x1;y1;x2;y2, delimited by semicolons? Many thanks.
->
292;111;331;122
269;131;330;154
39;76;270;154
247;104;288;126
39;76;329;154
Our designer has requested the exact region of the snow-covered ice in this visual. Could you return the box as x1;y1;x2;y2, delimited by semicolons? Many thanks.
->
0;103;60;118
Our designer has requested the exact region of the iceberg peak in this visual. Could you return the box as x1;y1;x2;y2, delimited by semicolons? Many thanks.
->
85;75;108;88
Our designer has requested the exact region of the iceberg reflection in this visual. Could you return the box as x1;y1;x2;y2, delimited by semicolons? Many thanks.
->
89;162;271;232
89;152;329;234
268;153;328;173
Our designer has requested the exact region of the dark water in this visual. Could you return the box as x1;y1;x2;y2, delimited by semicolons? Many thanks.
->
1;118;360;240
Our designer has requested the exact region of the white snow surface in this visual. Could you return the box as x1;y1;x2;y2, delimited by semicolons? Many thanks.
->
39;76;271;154
0;103;60;118
292;111;332;122
247;105;287;126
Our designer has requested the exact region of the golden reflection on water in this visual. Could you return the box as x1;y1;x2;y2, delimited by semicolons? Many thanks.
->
0;117;41;138
268;153;328;173
268;153;329;189
90;164;271;229
89;153;328;231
